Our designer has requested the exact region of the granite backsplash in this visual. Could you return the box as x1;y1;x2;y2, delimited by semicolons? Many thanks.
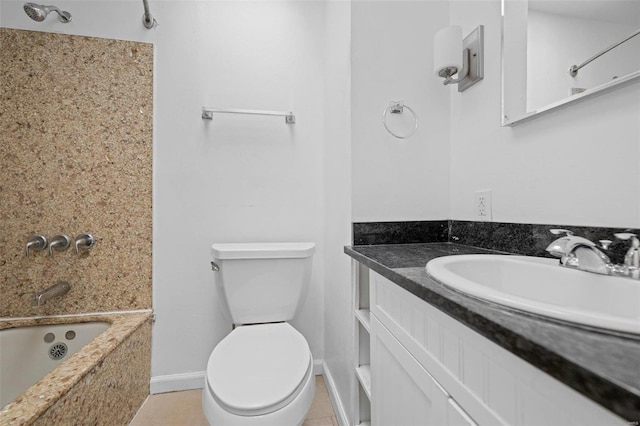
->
353;220;639;264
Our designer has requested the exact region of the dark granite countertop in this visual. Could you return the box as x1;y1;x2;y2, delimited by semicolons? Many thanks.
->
345;242;640;422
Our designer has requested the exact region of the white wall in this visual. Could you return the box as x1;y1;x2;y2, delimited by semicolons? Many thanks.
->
1;0;330;389
321;2;353;424
339;1;449;422
351;1;451;222
450;0;640;228
151;0;327;386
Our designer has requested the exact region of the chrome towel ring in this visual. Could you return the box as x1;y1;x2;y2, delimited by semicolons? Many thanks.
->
382;101;418;139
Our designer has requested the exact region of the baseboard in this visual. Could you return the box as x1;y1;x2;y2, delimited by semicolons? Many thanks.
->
150;359;325;395
322;361;349;426
314;358;324;376
150;371;204;394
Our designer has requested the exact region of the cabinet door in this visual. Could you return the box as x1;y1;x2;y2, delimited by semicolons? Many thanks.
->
371;314;449;426
448;398;477;426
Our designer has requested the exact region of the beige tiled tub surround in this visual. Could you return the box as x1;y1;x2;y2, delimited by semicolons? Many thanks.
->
0;311;152;425
0;28;153;317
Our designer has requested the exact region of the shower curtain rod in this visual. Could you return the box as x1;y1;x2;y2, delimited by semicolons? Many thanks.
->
569;27;640;77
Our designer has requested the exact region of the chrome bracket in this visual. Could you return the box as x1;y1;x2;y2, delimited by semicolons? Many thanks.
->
458;25;484;92
389;101;404;114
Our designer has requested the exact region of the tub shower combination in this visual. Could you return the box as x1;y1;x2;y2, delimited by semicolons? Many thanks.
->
1;0;156;421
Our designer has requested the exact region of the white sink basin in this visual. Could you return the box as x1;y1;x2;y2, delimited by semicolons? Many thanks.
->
426;254;640;335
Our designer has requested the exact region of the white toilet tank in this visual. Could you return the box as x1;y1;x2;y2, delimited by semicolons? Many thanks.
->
211;242;315;325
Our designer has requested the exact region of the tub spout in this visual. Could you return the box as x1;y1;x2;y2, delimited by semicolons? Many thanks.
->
32;281;70;306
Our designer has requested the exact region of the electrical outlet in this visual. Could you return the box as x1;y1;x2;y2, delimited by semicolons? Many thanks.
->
476;190;492;221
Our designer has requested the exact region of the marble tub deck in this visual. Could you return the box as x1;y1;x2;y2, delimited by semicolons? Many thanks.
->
0;310;153;425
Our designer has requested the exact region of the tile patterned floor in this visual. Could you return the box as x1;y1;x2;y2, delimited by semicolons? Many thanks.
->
130;376;338;426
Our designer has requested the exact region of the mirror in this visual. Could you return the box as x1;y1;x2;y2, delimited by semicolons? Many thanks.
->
502;0;640;126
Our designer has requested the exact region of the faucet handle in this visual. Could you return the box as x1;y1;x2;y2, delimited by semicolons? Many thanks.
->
74;233;94;254
25;235;48;257
549;229;574;236
48;234;71;257
614;232;638;241
598;240;613;250
615;233;640;267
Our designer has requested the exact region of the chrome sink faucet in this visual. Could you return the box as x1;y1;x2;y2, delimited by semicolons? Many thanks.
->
545;229;611;275
32;281;70;306
546;229;640;279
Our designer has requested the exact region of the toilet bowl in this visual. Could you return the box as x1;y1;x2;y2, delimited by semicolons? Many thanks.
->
203;242;316;425
202;323;314;425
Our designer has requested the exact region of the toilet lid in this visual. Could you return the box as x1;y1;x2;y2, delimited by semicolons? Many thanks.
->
206;322;312;416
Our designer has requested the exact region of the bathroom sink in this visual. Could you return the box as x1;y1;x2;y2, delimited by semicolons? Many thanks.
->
426;255;640;335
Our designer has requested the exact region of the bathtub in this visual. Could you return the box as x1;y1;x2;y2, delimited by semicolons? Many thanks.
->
0;311;152;425
1;321;110;407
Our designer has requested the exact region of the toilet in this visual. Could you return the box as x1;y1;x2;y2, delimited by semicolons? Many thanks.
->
202;242;316;426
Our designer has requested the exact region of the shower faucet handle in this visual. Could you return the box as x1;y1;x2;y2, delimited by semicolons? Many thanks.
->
74;233;95;254
48;234;71;257
25;235;48;257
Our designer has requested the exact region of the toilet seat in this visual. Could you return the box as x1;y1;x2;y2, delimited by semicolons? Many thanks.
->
206;322;312;417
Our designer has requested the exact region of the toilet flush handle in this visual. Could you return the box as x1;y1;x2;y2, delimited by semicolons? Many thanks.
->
210;261;219;272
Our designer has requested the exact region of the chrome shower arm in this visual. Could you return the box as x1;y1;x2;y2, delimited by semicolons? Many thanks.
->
46;5;66;20
142;0;156;29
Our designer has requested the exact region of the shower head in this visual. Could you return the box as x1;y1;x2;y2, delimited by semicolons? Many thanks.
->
23;3;71;23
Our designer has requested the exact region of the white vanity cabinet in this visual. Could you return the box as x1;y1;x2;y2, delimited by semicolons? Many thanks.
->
366;269;626;426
